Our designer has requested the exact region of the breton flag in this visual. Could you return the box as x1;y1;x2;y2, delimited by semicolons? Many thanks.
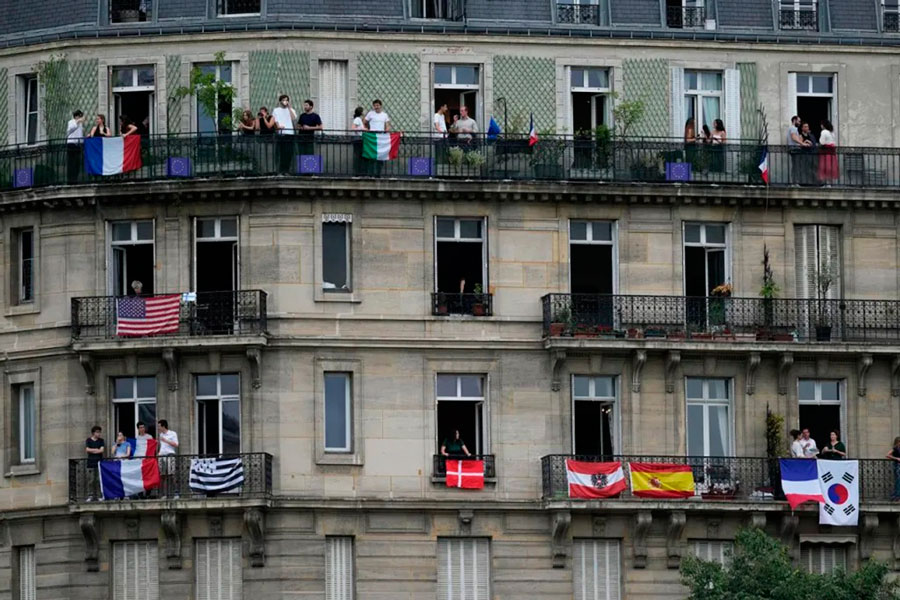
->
566;460;626;499
818;460;859;526
528;113;538;147
758;147;769;184
629;462;695;498
361;132;401;161
84;136;142;176
99;439;160;499
116;294;182;337
445;459;485;489
779;459;826;509
189;457;245;493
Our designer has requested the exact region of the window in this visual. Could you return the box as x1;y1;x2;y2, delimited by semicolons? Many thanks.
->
798;379;843;453
217;0;261;16
195;217;239;293
324;373;351;452
884;0;900;32
692;540;732;565
780;0;817;30
113;376;157;440
572;376;617;457
411;0;463;19
556;0;602;25
570;68;610;135
111;66;155;136
17;384;35;464
683;222;728;328
112;541;159;600
196;374;241;455
15;546;35;600
196;539;242;600
319;61;349;132
109;220;154;296
570;220;615;299
11;227;35;304
323;216;351;292
196;63;234;134
800;543;847;574
573;539;620;600
326;537;354;600
433;66;481;128
434;217;487;315
686;378;732;457
794;225;841;299
790;74;835;138
437;538;490;600
110;0;152;23
666;0;705;27
436;374;486;455
684;71;722;132
17;75;39;145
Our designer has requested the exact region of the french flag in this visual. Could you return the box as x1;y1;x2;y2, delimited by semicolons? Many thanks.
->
528;112;538;147
99;439;160;499
780;458;825;509
758;147;769;184
84;136;142;176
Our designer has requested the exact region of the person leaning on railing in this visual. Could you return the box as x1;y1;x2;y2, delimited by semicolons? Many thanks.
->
440;430;472;458
84;425;105;501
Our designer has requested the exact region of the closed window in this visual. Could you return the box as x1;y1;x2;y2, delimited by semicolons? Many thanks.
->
800;543;847;574
794;225;841;300
15;546;35;600
573;539;620;600
326;537;354;600
17;384;35;464
10;227;35;305
692;540;733;565
17;75;39;145
323;216;351;292
196;374;241;455
686;377;732;457
196;539;242;600
324;373;351;452
319;61;348;131
217;0;261;15
437;538;490;600
113;541;158;600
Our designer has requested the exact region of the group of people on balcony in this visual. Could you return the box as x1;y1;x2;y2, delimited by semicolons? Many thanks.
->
683;118;727;173
789;427;846;460
787;115;839;185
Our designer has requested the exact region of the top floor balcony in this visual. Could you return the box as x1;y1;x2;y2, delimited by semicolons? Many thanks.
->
5;133;900;195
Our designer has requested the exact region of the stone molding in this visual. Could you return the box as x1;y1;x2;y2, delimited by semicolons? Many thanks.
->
666;511;687;569
79;513;99;572
550;510;571;568
633;511;652;569
161;511;183;570
244;508;265;568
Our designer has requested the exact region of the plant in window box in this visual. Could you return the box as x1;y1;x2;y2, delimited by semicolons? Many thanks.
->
436;292;449;315
574;322;597;338
529;129;568;179
811;259;837;341
471;283;486;316
667;329;686;340
464;150;486;173
549;303;571;337
447;146;465;171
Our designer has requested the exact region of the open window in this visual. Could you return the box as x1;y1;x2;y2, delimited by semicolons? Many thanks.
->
683;222;728;328
435;217;488;315
667;0;705;27
798;379;843;452
110;0;152;22
569;220;616;328
884;0;900;32
411;0;463;19
436;374;486;456
433;65;481;127
572;375;617;458
195;217;238;293
16;75;39;145
684;71;722;132
322;215;351;292
15;383;36;464
9;227;35;305
109;220;154;296
112;376;156;440
111;66;155;135
195;63;235;135
216;0;261;15
196;373;241;455
570;68;610;135
780;0;817;30
790;73;835;139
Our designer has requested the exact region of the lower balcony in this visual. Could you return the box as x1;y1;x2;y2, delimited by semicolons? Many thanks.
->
541;455;894;503
68;453;273;503
432;293;493;317
779;7;817;30
556;3;602;25
542;293;900;344
433;454;497;479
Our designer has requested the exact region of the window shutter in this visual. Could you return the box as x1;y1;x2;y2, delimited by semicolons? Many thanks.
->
320;61;348;132
670;67;685;138
437;538;490;600
113;542;158;600
800;544;846;574
820;225;841;299
197;539;242;600
794;225;816;298
787;72;798;125
573;540;620;600
473;538;490;600
723;68;741;141
692;540;732;565
326;537;354;600
319;61;335;131
437;539;451;600
18;546;36;600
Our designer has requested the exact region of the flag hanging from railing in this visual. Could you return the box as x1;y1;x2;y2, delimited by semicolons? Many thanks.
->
361;132;401;161
99;439;160;500
189;457;244;493
818;459;858;526
116;294;181;337
779;458;826;509
566;460;626;499
629;462;695;498
445;459;485;489
84;136;142;175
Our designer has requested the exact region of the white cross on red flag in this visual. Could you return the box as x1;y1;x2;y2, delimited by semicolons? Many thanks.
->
446;459;485;489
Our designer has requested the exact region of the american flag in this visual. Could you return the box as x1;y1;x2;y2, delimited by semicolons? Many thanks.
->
116;295;181;337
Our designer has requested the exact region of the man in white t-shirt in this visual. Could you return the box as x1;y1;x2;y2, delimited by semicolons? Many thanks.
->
799;428;818;458
157;419;180;497
272;94;297;173
66;110;85;183
432;103;448;138
364;99;391;132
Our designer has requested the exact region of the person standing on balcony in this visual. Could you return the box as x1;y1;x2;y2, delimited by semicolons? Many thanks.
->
84;425;105;501
133;421;154;457
118;115;138;137
799;121;818;184
66;110;85;183
786;115;810;183
257;107;276;135
817;119;839;185
789;429;804;458
297;99;323;156
451;105;478;145
157;420;179;498
886;437;900;501
113;432;132;458
819;429;846;459
238;110;257;135
433;103;449;162
88;114;111;138
710;118;726;174
364;99;391;132
351;107;366;174
441;430;472;458
799;427;818;458
130;280;144;297
273;95;297;174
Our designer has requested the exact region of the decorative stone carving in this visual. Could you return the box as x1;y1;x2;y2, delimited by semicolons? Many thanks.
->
247;347;263;390
244;508;265;568
632;350;647;393
161;511;183;569
79;513;99;572
666;511;687;568
458;509;474;536
78;354;96;395
780;514;798;557
592;516;607;537
860;514;879;560
665;351;681;394
706;518;720;538
857;354;873;397
777;353;794;396
209;513;224;538
551;510;571;569
550;350;566;392
125;517;139;539
745;352;761;395
749;512;766;530
633;512;652;569
162;348;178;391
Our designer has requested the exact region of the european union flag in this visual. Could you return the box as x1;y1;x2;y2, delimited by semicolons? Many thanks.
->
665;162;692;182
487;116;502;140
166;157;192;178
297;154;323;174
408;157;433;177
13;168;33;188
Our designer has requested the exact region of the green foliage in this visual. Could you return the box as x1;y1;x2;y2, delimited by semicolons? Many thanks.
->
506;112;528;135
611;92;645;138
447;146;465;168
172;51;237;132
760;244;780;299
464;150;486;169
530;128;567;166
765;406;786;458
681;528;900;600
33;53;69;140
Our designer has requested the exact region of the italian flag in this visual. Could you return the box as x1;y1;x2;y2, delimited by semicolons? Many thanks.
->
362;132;401;161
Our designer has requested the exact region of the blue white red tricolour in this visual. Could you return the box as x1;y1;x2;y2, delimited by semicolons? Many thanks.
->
758;147;769;184
528;113;538;147
779;458;825;509
99;439;160;499
84;136;143;176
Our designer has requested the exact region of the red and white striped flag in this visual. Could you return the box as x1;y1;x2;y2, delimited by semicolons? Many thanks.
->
116;295;181;337
566;459;626;499
446;459;485;489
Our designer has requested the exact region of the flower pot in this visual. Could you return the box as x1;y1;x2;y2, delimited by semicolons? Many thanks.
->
549;323;566;337
773;333;795;342
437;305;448;315
472;304;485;316
691;332;713;341
627;328;642;339
815;325;832;341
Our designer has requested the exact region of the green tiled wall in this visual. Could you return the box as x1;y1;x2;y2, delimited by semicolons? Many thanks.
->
622;58;668;137
249;49;278;113
358;52;419;131
46;60;70;140
0;68;7;143
166;55;183;133
739;62;761;141
493;56;555;134
69;59;98;123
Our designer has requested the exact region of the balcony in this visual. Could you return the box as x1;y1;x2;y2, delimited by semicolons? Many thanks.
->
541;293;900;344
556;3;602;25
71;290;267;343
110;0;152;22
666;5;705;28
779;7;817;30
216;0;260;15
433;454;497;479
69;453;272;503
885;10;900;32
541;455;894;503
432;292;493;316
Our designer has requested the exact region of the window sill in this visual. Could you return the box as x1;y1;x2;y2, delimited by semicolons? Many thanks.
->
431;476;497;485
5;303;40;317
316;452;364;466
314;291;362;304
5;463;40;478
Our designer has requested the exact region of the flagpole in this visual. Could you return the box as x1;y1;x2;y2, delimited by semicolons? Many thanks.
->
495;97;508;137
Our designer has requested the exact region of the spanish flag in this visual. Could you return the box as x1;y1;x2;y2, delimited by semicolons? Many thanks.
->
629;462;695;498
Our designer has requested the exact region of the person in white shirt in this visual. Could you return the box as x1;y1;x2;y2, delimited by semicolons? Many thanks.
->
133;421;154;458
272;94;297;173
157;419;180;497
799;428;818;458
66;110;85;183
789;429;804;458
433;103;448;138
364;99;391;132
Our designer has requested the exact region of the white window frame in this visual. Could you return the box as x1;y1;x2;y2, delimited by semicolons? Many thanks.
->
568;220;618;294
111;66;157;135
195;373;242;455
218;0;261;16
17;228;34;304
325;536;355;600
797;379;845;443
568;68;611;133
324;372;352;453
682;222;731;294
571;375;619;455
437;538;491;600
112;376;157;439
684;70;723;131
800;543;847;574
432;65;483;126
685;377;734;457
434;217;488;293
193;216;240;292
573;539;621;600
789;73;836;131
322;215;352;293
112;541;159;600
17;75;40;145
18;383;35;464
436;374;488;455
107;220;155;296
692;540;733;565
195;538;242;600
16;545;36;600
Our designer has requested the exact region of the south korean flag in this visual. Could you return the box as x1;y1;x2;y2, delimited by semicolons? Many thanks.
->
817;460;859;526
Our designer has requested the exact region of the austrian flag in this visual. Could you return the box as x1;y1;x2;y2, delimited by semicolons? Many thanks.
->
566;460;626;499
445;459;485;489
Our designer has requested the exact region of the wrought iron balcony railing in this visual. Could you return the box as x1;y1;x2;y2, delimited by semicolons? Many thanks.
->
69;453;272;502
432;292;493;316
110;0;152;22
884;10;900;32
779;7;817;30
666;5;705;28
71;290;267;341
541;455;896;502
542;293;900;343
556;3;602;25
216;0;261;14
433;454;497;478
9;133;900;191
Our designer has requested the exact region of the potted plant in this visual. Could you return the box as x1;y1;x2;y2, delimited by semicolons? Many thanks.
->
709;283;732;331
812;259;837;341
759;244;780;336
530;129;567;179
447;146;465;171
549;303;570;337
464;150;486;173
766;407;786;500
471;283;486;316
436;292;449;315
574;322;597;338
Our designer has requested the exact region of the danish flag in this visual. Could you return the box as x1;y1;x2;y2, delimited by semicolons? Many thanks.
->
446;459;485;489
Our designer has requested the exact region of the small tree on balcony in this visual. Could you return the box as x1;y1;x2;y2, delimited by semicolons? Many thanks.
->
32;53;69;140
171;51;242;133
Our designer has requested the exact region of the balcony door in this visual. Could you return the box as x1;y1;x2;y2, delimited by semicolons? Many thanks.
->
798;379;844;454
194;217;239;334
683;222;729;329
109;220;155;296
570;220;616;329
111;66;155;135
436;374;487;456
794;224;841;338
196;374;241;456
572;375;618;458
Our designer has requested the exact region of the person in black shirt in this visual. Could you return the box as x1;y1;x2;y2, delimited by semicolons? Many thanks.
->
297;99;323;157
888;436;900;501
85;425;105;501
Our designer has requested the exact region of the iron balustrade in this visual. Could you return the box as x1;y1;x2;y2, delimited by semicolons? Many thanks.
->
433;454;497;478
779;7;817;30
666;5;705;28
71;290;267;341
110;0;152;22
541;455;897;502
542;293;900;343
432;292;493;316
216;0;261;14
69;453;272;502
11;133;900;190
556;3;602;25
885;10;900;32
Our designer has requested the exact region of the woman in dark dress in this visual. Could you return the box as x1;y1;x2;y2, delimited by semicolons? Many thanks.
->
256;107;277;171
88;114;112;137
819;429;847;459
440;430;472;457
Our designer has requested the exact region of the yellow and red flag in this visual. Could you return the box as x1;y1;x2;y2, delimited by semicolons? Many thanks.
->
629;462;695;498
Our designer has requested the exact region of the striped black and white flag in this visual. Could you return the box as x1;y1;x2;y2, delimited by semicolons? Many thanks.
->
189;457;244;493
